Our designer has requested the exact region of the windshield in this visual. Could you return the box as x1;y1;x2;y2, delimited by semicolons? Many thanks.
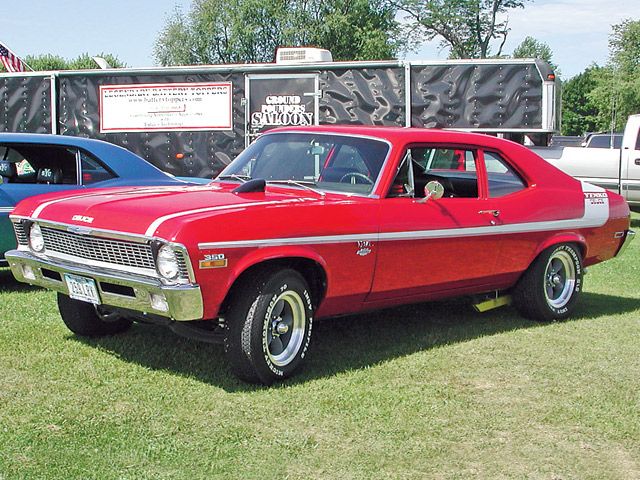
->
217;132;390;195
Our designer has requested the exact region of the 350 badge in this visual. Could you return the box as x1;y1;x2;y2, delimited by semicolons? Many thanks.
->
199;253;228;269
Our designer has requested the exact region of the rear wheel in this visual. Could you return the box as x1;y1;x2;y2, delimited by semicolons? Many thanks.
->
513;243;583;322
224;269;314;385
57;293;133;336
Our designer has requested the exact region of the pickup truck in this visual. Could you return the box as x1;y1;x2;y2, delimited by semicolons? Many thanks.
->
531;114;640;208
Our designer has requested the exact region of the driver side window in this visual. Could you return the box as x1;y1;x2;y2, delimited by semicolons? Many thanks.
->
389;146;480;199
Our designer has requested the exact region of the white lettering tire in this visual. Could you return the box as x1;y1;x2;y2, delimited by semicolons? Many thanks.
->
224;269;314;385
513;243;583;322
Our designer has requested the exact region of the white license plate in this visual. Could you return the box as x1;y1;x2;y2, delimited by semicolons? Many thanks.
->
64;273;101;304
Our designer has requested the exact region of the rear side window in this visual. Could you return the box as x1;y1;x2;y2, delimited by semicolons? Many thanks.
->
80;151;116;184
484;151;526;198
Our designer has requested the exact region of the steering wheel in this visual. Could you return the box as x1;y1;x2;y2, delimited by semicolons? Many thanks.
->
339;172;374;185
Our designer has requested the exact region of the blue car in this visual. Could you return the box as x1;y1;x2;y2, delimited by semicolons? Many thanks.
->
0;133;209;265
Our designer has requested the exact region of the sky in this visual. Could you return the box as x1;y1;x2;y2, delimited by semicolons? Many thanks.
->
2;0;637;79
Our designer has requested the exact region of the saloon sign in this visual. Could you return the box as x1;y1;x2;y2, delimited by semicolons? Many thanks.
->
247;74;317;142
251;94;313;129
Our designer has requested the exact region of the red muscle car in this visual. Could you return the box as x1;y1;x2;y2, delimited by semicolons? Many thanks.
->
6;127;635;384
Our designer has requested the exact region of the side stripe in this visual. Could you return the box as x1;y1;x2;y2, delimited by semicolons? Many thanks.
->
199;183;610;250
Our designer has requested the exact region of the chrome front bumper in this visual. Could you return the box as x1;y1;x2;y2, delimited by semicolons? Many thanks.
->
615;229;636;257
6;249;203;321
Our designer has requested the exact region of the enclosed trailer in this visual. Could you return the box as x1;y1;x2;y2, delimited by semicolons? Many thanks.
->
0;53;559;178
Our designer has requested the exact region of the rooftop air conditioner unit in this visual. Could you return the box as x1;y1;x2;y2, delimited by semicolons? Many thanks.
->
275;47;333;65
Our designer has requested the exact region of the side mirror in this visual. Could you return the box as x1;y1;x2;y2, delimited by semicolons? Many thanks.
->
419;180;444;203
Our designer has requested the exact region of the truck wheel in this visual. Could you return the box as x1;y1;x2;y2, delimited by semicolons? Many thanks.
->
513;243;583;322
224;269;314;385
57;293;133;336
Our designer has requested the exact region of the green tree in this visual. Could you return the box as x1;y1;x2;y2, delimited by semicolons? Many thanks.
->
392;0;531;59
22;54;67;71
3;53;126;72
154;0;402;65
67;53;126;70
512;36;559;73
561;66;603;135
590;19;640;132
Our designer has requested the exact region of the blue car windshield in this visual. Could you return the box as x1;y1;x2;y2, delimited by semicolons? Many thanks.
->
217;132;390;195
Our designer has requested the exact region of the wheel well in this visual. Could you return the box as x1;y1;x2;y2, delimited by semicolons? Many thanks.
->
520;240;586;282
220;258;327;315
534;240;586;264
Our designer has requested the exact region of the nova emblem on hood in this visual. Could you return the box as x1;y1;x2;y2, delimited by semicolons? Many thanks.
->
72;215;94;224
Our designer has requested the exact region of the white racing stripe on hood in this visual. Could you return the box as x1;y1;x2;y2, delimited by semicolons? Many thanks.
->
198;182;610;249
144;198;311;237
31;186;193;219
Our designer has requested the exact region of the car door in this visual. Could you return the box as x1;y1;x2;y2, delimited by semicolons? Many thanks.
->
367;145;503;302
0;144;82;259
622;127;640;204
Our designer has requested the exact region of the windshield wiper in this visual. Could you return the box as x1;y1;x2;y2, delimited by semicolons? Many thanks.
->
216;174;251;183
266;179;326;197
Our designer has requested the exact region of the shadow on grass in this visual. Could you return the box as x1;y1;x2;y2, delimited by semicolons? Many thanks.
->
630;216;640;229
72;291;640;392
0;267;39;293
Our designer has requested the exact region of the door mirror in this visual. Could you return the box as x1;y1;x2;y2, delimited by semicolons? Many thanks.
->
423;180;444;201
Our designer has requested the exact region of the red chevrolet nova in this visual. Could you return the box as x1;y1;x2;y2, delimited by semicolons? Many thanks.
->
6;127;635;384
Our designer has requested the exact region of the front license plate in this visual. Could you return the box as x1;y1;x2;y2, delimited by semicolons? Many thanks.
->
64;273;101;305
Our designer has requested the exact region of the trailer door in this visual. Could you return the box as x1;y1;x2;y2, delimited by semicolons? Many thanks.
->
245;74;319;147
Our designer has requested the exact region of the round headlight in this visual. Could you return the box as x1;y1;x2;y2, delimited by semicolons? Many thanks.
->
29;223;45;252
157;244;180;279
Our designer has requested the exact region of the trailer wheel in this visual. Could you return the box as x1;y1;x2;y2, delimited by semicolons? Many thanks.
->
513;243;583;322
57;293;133;336
224;269;314;385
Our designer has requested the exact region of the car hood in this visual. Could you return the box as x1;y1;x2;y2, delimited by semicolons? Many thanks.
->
13;183;331;238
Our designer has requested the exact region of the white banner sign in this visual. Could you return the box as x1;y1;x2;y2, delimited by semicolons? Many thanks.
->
99;82;233;133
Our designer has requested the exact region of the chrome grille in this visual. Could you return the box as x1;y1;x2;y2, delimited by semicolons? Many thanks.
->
41;226;156;270
175;250;188;275
13;222;28;245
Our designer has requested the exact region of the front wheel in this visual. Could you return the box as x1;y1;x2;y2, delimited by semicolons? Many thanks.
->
513;243;583;322
224;269;314;385
57;293;133;336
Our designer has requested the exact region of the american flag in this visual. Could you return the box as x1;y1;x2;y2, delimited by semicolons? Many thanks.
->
0;42;26;73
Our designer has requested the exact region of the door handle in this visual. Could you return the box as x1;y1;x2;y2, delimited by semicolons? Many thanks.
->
635;158;640;166
478;209;500;217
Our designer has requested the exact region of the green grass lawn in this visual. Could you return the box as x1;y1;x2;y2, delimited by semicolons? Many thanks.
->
1;214;639;479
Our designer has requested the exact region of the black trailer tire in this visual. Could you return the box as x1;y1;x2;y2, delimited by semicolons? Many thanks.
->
57;293;133;336
513;243;583;322
224;269;314;385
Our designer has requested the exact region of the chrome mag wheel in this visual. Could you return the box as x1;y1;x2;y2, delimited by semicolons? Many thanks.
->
265;290;306;367
543;250;577;309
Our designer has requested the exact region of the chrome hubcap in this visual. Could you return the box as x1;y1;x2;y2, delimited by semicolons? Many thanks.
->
544;251;576;309
265;291;306;367
275;321;289;335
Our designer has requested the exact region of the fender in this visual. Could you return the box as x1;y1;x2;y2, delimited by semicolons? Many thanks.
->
530;232;588;264
224;245;329;300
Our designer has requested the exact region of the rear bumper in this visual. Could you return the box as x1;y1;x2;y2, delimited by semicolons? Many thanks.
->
5;249;203;321
615;230;636;257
